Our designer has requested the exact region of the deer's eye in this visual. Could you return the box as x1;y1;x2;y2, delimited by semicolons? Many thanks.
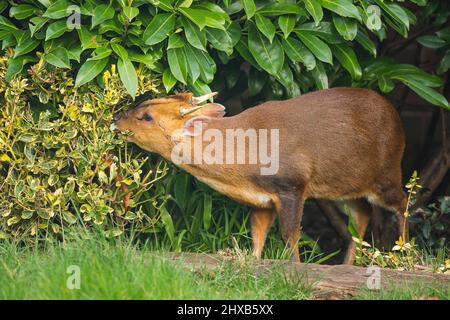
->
139;112;153;122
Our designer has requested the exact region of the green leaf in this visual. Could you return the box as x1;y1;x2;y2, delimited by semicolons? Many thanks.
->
278;15;296;39
29;17;48;37
204;14;227;31
235;37;259;68
190;47;216;83
384;65;443;88
333;15;357;41
62;211;77;224
228;21;242;46
12;30;27;44
0;16;18;32
383;15;407;38
205;28;233;55
75;57;109;87
180;6;226;31
410;0;427;6
296;22;341;44
45;20;69;40
14;33;39;57
264;78;284;100
181;16;206;51
178;7;207;30
2;34;16;50
248;23;284;76
5;55;36;83
378;76;394;93
437;50;450;75
401;79;449;109
417;35;447;49
374;0;409;31
156;0;174;12
184;44;201;82
311;61;328;89
111;43;128;60
78;26;104;50
0;2;6;14
118;58;138;98
43;0;71;19
0;30;10;40
179;0;193;8
92;4;115;28
66;45;82;62
436;27;450;42
355;29;377;57
255;14;276;43
123;6;139;21
281;37;316;70
296;31;332;64
333;44;361;80
195;3;230;23
404;7;417;25
248;67;268;96
257;4;302;16
203;194;212;230
143;13;175;45
304;0;323;26
128;50;162;69
163;68;177;92
10;4;37;20
243;0;256;18
160;205;175;244
98;19;122;35
168;34;184;49
189;79;212;96
168;47;188;84
319;0;361;21
45;47;70;68
347;212;359;238
276;62;300;98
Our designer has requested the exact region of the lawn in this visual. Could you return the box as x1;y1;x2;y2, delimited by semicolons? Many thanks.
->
0;233;313;300
0;232;447;300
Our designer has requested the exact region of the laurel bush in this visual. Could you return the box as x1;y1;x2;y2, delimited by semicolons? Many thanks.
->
0;0;448;108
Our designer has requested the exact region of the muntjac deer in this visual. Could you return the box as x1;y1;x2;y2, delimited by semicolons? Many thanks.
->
114;88;409;264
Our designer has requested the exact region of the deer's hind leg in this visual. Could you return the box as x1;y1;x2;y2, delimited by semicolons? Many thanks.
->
343;198;372;265
275;190;305;262
371;183;409;243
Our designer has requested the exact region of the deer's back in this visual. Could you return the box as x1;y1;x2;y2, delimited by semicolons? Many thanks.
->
227;87;405;199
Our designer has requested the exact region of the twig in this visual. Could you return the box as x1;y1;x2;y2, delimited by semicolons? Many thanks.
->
383;25;435;56
28;65;54;84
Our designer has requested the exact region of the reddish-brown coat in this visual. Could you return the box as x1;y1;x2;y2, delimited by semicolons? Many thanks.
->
115;88;408;264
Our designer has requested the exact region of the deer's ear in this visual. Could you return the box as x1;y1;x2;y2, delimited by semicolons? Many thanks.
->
183;116;211;136
198;103;225;118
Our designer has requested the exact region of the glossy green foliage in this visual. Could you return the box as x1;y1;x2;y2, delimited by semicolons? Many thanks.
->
0;0;447;107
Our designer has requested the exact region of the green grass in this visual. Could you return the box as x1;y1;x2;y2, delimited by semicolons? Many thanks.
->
1;231;447;300
356;282;450;300
0;233;313;300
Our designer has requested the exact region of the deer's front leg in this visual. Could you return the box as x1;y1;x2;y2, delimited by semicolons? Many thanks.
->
251;208;277;259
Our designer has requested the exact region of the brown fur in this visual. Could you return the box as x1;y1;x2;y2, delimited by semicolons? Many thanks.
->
115;88;408;263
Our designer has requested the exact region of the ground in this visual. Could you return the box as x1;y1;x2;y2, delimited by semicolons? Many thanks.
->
0;234;448;300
